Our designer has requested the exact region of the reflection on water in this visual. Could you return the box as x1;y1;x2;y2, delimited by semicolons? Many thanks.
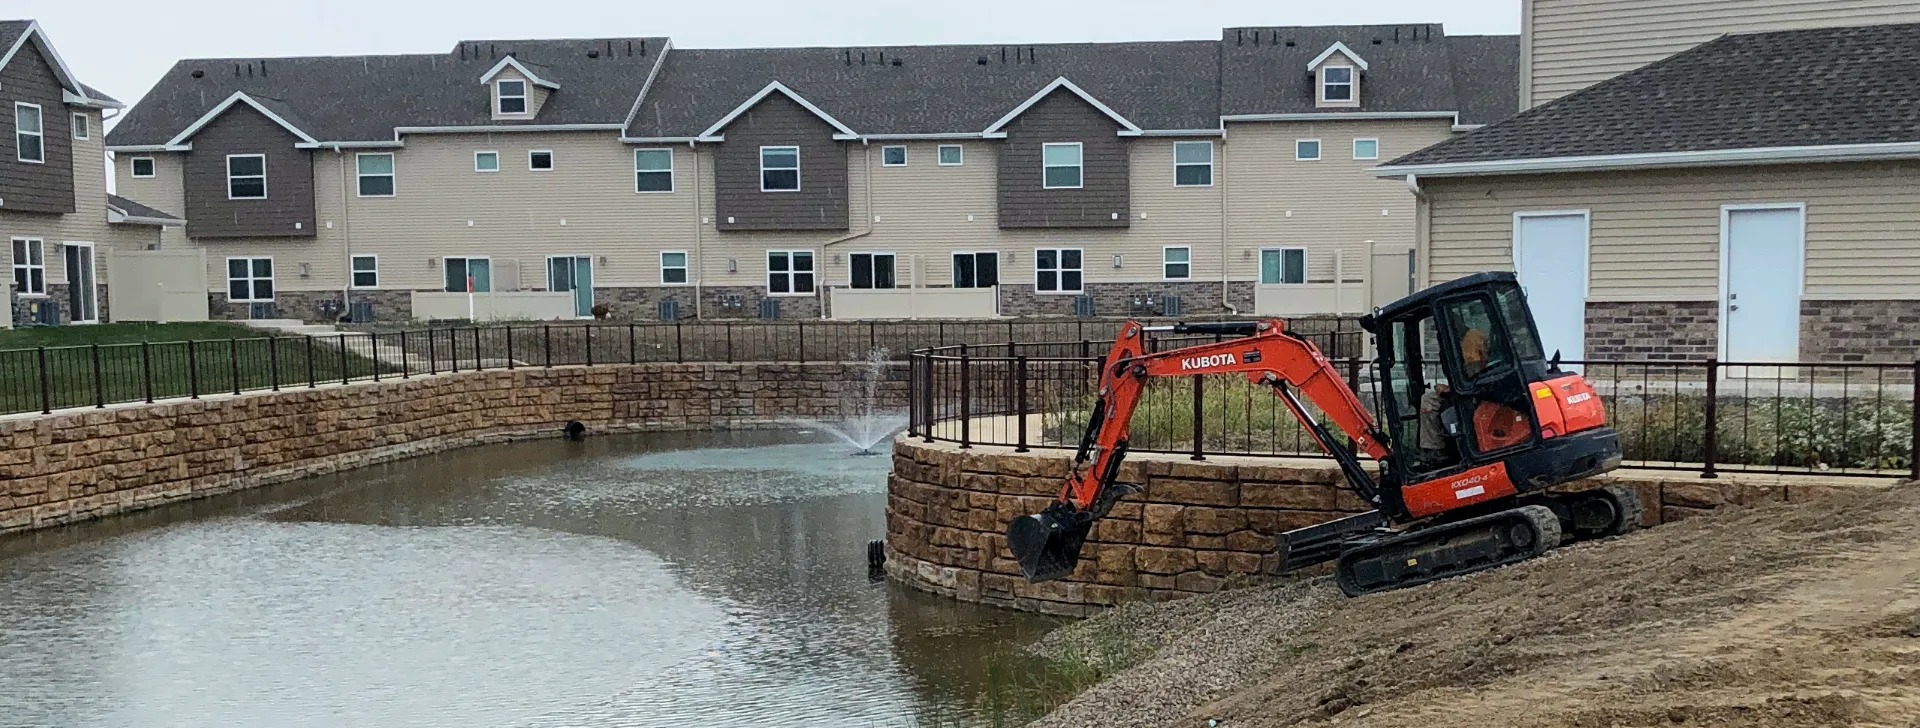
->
0;430;1064;727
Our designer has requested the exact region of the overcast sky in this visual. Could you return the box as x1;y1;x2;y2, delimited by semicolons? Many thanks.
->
17;0;1520;113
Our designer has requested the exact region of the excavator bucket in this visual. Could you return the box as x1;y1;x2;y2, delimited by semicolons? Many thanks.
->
1007;504;1091;582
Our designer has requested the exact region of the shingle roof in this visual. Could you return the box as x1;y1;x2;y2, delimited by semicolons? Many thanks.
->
3;19;118;104
1384;23;1920;169
108;194;183;223
1219;25;1518;125
79;83;120;105
107;37;670;146
626;42;1222;138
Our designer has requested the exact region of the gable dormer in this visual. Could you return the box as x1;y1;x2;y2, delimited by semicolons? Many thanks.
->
1307;42;1367;108
480;56;558;121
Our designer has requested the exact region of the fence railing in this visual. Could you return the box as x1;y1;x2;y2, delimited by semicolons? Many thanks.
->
907;342;1920;480
0;320;1369;417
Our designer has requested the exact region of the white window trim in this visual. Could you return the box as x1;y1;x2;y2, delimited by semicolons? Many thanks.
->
71;112;88;140
660;250;690;286
528;149;554;172
350;254;379;289
848;251;899;289
1262;247;1310;285
496;79;529;115
442;256;492;292
938;144;964;167
951;250;999;289
1353;138;1380;160
634;148;675;194
474;150;500;173
766;249;817;296
1173;140;1214;187
1034;247;1084;294
1162;245;1192;281
760;145;801;192
1295;139;1322;161
10;237;45;296
130;156;156;178
225;153;267;199
355;152;396;198
15;102;44;164
880;145;908;167
1320;65;1356;104
226;256;275;302
1042;142;1084;190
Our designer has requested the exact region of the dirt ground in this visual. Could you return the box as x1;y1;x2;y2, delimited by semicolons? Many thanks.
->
1030;483;1920;728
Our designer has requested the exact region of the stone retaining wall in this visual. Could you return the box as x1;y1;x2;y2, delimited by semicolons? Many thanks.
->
0;362;905;535
884;439;1874;617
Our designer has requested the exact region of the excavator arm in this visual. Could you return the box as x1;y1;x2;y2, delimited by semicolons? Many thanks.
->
1010;319;1395;582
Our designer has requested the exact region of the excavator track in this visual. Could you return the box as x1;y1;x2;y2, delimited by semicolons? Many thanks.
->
1335;505;1562;597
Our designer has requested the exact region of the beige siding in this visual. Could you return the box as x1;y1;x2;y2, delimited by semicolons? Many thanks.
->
1524;0;1920;107
1224;119;1453;283
113;151;190;249
1423;162;1920;300
489;67;547;121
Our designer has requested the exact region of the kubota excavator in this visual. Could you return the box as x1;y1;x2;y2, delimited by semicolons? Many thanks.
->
1006;272;1636;596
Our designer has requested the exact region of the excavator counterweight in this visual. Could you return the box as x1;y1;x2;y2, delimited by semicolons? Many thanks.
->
1005;272;1629;596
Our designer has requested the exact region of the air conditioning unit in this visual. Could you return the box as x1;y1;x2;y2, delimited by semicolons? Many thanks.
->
1073;294;1096;318
758;298;781;319
249;302;278;320
1161;294;1183;317
349;301;375;324
658;299;680;321
28;299;61;326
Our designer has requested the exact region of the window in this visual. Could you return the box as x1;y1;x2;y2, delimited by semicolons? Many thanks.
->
1174;141;1213;186
351;255;378;288
226;154;266;199
1042;143;1082;189
1322;66;1354;102
953;251;999;289
474;151;499;172
226;257;274;302
497;79;527;114
1164;246;1191;280
850;252;896;289
10;238;44;295
1353;138;1380;160
635;149;673;192
529;150;553;171
1035;248;1083;293
661;251;689;284
130;157;155;178
443;257;492;293
72;113;88;140
15;103;43;163
1295;140;1322;161
881;146;907;166
760;146;800;191
766;250;814;295
938;144;963;166
1261;248;1307;285
356;153;395;197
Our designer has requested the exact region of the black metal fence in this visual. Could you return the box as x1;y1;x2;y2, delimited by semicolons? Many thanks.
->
907;342;1920;480
0;319;1368;417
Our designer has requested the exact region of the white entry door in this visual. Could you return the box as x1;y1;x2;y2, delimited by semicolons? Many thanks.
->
1722;205;1804;368
1513;212;1590;364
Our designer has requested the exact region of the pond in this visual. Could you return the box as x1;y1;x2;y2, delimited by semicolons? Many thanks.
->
0;430;1068;727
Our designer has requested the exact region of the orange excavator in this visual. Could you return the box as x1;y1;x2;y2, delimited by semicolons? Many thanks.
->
1006;272;1636;596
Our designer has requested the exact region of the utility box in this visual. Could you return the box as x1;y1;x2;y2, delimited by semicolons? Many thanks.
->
659;299;680;321
758;298;780;319
1162;294;1183;317
349;301;375;324
28;299;61;326
1073;295;1096;318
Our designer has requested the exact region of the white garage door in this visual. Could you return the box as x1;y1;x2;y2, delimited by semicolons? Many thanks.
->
1513;212;1591;364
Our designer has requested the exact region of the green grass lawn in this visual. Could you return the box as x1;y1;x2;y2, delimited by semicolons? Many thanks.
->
0;321;271;349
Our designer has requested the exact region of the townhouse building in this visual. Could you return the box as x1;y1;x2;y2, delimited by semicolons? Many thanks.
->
100;25;1516;323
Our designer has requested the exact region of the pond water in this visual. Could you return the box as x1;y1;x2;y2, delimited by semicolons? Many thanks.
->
0;430;1066;727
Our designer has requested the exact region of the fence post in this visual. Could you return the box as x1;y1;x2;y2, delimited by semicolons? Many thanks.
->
628;323;637;364
675;322;685;363
450;329;461;373
399;332;409;378
504;326;514;370
372;335;383;382
921;353;936;444
142;341;154;403
306;336;316;388
230;338;241;395
958;344;971;449
869;321;877;352
1191;375;1206;461
339;334;350;385
472;328;483;371
798;321;806;364
37;347;51;413
91;344;105;408
1701;359;1721;479
543;325;553;368
428;329;439;375
1016;355;1030;453
269;337;281;390
585;326;595;367
1910;359;1918;482
1344;357;1363;452
725;322;734;363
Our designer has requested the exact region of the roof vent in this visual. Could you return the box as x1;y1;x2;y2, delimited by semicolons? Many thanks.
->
976;55;988;65
191;69;205;79
588;49;600;58
891;58;903;67
1285;40;1296;47
1372;38;1383;45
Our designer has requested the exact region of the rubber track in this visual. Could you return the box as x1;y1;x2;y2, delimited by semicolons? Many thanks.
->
1335;505;1563;597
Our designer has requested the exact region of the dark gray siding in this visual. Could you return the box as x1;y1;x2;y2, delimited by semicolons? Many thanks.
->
183;105;316;239
0;42;75;215
996;89;1129;229
712;94;848;232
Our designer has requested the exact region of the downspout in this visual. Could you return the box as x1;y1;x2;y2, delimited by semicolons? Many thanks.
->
1219;129;1238;315
1407;173;1431;291
817;140;876;320
335;145;352;319
692;140;703;319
